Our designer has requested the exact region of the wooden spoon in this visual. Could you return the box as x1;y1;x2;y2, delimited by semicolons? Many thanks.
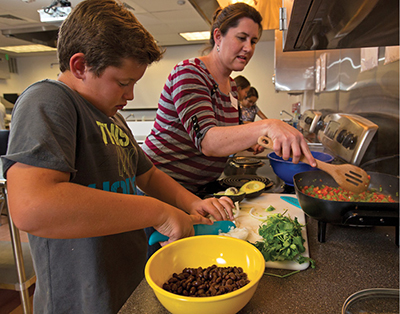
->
257;136;370;193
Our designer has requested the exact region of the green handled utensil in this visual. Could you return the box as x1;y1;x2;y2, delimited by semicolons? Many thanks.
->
148;220;236;245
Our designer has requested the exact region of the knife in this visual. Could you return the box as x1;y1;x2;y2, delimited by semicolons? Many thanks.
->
280;196;302;209
148;220;236;246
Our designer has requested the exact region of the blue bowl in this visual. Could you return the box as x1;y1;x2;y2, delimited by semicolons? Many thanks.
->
268;151;334;186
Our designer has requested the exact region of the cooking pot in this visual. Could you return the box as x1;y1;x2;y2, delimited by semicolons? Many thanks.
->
224;156;265;176
293;171;399;242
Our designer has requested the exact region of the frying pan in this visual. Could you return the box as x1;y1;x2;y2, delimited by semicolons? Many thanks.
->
293;171;399;242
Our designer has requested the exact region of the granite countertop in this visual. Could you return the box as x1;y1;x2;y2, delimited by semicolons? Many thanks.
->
119;216;399;314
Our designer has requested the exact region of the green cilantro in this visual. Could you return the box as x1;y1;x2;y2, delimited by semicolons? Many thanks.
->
265;205;276;212
252;210;316;269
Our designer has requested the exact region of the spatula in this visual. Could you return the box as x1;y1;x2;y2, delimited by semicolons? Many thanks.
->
257;136;370;193
148;220;236;245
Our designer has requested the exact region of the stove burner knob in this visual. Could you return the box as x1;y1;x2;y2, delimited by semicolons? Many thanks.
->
342;134;357;149
315;120;324;132
336;129;347;143
305;117;313;124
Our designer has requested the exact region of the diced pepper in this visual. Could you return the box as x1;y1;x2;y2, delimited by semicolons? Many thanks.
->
300;184;396;203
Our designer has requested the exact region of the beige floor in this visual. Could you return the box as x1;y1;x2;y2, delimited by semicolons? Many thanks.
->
0;215;34;314
0;215;29;242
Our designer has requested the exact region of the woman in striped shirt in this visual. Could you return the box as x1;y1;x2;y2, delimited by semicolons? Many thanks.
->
142;3;316;195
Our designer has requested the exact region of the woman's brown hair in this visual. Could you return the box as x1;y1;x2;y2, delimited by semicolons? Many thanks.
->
57;0;164;76
207;3;263;50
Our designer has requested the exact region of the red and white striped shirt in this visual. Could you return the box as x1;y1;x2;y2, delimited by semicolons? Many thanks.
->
142;58;239;193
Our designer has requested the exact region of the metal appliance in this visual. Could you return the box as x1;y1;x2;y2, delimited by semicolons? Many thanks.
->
299;109;322;134
317;112;399;175
300;112;400;243
283;0;399;51
223;157;265;176
294;171;399;243
202;112;398;245
317;113;378;166
299;109;339;136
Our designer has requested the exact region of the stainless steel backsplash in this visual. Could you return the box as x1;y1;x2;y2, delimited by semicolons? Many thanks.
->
313;47;399;117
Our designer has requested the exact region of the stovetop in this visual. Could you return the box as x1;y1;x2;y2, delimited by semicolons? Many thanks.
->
206;142;399;244
197;156;292;199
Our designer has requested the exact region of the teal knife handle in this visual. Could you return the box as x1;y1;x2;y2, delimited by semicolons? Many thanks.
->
280;196;301;208
149;231;168;246
148;221;235;246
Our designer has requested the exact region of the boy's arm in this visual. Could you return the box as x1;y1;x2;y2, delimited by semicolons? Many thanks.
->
6;162;210;240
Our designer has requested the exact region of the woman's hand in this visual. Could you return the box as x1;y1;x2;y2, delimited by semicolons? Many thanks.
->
188;196;235;221
263;119;316;166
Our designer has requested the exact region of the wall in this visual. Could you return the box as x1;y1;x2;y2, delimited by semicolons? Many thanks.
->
0;54;60;94
302;46;399;175
313;47;399;117
0;41;300;120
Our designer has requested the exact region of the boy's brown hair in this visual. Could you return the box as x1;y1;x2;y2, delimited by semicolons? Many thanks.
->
57;0;164;76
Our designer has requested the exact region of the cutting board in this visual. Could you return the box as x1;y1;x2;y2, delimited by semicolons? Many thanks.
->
234;193;310;271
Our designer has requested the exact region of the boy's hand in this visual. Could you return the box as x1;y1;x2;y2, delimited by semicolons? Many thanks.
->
155;209;212;246
189;196;234;221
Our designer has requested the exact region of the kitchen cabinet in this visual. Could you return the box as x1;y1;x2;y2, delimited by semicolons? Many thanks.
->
118;205;399;314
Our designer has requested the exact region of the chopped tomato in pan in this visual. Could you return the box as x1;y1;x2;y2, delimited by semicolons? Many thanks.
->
300;185;396;203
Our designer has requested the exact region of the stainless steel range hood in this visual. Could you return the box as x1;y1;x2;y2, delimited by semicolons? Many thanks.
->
283;0;399;51
2;25;59;48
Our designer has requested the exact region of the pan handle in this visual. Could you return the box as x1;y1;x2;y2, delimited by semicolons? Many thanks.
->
343;210;399;226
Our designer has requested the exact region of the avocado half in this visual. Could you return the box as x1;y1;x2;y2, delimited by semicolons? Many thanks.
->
213;190;246;203
240;181;266;198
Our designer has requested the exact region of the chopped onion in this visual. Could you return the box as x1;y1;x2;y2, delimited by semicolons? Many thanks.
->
219;226;249;240
249;207;268;220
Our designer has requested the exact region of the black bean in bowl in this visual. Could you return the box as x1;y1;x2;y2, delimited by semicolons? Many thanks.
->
162;265;250;297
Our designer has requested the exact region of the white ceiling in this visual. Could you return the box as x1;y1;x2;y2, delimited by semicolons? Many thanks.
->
0;0;275;56
0;0;211;53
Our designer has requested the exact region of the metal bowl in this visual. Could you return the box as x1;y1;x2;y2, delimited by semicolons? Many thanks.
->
342;288;399;314
224;157;265;176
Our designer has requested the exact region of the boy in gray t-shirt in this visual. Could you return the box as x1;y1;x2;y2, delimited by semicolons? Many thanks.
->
2;1;233;313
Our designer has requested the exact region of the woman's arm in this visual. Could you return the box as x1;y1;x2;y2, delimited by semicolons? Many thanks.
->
201;119;315;166
167;62;314;166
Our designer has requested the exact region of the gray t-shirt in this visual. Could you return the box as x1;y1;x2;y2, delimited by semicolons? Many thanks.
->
2;79;154;314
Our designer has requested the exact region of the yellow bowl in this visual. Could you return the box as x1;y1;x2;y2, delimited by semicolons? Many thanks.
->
145;235;265;314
